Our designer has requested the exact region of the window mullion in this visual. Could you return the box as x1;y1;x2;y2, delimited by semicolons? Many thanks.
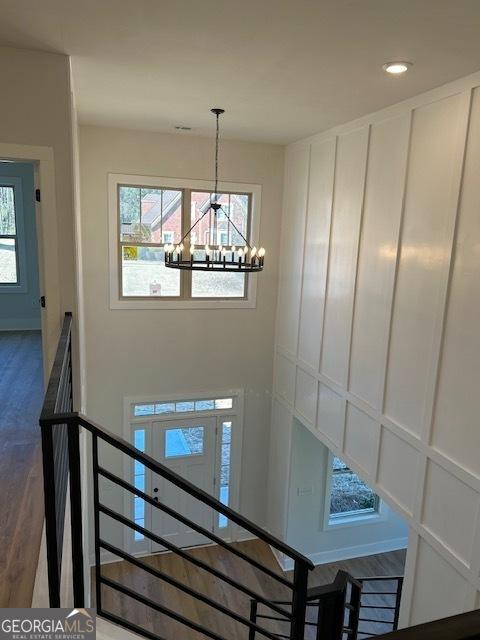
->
183;188;192;299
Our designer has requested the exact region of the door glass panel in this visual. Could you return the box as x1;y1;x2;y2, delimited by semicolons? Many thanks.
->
165;426;204;458
133;428;146;540
219;421;232;528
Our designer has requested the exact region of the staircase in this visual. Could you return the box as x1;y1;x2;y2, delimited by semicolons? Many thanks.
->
39;314;403;640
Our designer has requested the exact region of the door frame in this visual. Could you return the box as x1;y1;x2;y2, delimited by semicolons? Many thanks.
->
0;143;61;381
124;388;245;556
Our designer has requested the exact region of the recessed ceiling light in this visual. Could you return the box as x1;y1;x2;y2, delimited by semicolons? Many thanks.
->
382;61;412;75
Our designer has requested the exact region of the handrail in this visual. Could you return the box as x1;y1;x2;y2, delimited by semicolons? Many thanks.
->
40;312;73;421
74;413;314;568
373;609;480;640
42;406;313;567
98;465;294;588
306;570;362;601
41;313;314;640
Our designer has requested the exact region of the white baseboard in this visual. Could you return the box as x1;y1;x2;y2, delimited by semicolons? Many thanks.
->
0;318;41;330
272;537;409;572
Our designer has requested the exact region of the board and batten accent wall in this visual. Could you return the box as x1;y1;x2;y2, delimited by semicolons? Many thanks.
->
269;71;480;627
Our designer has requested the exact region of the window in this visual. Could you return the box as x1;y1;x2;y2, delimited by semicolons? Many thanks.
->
329;456;379;521
117;183;252;300
0;186;18;285
133;396;233;417
133;429;146;540
165;426;204;458
218;421;232;528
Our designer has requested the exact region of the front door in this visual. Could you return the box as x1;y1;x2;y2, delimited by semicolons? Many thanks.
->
150;417;216;550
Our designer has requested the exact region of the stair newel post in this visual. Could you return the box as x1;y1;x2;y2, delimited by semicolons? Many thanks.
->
315;589;346;640
290;560;309;640
67;417;85;606
40;421;61;608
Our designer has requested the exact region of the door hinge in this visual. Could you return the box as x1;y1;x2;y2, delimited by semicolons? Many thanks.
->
35;188;41;202
213;476;217;487
40;295;46;308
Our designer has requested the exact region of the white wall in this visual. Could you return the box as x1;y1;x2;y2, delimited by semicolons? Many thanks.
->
0;46;76;373
269;71;480;627
286;418;408;568
79;125;284;531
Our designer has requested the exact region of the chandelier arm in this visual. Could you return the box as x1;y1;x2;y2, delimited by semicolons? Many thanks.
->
216;205;252;250
177;207;212;246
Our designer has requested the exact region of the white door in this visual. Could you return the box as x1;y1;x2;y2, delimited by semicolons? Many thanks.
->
150;417;216;550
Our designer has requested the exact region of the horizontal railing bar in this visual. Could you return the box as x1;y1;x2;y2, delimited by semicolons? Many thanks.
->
40;411;78;426
360;605;396;610
100;576;227;640
358;618;395;624
98;504;292;620
357;576;403;581
99;540;284;640
98;610;167;640
361;592;398;596
98;466;294;590
81;414;313;568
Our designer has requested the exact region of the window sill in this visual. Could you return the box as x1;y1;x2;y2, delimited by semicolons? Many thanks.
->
0;283;27;294
326;508;387;530
110;298;257;310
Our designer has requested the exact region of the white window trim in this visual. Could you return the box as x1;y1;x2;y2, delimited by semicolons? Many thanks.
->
0;176;28;293
108;173;262;309
322;451;386;531
123;388;245;554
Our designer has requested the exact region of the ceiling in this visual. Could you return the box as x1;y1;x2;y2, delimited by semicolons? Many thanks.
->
1;0;480;144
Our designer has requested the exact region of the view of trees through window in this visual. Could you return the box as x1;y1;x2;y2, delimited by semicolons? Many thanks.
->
0;186;18;284
330;456;379;518
118;184;250;299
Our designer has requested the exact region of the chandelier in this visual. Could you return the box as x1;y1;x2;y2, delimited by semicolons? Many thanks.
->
164;108;265;273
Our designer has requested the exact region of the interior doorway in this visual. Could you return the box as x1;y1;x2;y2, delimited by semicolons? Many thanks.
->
0;160;45;606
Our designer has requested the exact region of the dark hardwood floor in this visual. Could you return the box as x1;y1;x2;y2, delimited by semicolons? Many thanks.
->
94;540;406;639
0;331;44;606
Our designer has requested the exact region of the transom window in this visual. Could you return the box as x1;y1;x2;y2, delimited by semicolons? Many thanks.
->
133;397;233;417
118;184;252;300
329;456;380;521
0;186;18;285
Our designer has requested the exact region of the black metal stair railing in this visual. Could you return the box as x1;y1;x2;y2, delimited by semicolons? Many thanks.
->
39;313;315;640
249;570;362;640
249;572;404;640
356;576;404;638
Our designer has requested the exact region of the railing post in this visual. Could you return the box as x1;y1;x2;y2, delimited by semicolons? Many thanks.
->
40;423;61;607
348;581;361;639
315;590;346;640
92;434;102;613
68;419;85;606
393;577;404;630
290;560;309;640
249;599;258;640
